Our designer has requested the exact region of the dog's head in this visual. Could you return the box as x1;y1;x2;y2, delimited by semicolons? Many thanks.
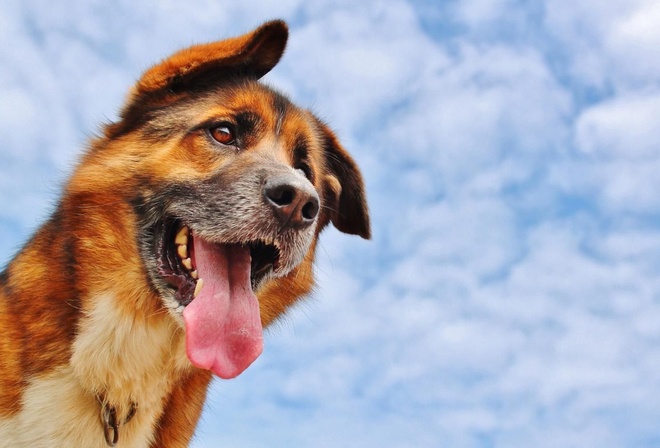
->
74;21;369;378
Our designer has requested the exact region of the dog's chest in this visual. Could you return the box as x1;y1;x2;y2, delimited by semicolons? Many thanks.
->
0;293;190;447
0;367;148;447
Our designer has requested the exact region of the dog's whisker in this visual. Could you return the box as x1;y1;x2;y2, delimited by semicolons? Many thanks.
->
320;204;338;213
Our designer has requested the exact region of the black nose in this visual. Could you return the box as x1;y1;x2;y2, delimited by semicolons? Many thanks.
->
264;175;320;229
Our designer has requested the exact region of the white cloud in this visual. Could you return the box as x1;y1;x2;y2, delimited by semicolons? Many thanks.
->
545;0;660;88
553;90;660;214
392;197;521;278
378;42;571;187
607;0;660;83
575;91;660;160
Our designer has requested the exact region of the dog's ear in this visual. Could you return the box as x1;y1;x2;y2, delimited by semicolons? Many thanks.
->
134;20;288;97
319;122;371;240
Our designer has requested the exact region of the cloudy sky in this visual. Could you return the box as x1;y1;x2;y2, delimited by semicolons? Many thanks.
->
2;0;660;446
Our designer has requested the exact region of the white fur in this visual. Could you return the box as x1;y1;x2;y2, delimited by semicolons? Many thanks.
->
0;293;191;447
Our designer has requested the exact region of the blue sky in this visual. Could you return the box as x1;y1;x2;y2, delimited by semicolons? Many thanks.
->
2;0;660;446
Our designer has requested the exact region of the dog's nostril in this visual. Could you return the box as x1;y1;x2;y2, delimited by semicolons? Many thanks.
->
267;185;295;207
301;198;319;221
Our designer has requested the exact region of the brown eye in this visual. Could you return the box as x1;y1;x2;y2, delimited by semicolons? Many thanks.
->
209;123;236;145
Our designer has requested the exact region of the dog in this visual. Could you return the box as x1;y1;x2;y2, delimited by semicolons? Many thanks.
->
0;20;369;447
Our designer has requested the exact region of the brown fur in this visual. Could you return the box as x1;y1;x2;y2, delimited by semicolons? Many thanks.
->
0;20;369;447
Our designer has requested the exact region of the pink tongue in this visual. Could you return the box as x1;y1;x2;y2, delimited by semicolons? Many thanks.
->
182;237;263;379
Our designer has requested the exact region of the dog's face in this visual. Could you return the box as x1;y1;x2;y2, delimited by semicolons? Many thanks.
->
69;21;369;379
130;82;336;310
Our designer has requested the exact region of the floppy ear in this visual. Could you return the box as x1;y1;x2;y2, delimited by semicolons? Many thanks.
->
133;20;288;97
319;122;371;240
110;20;288;136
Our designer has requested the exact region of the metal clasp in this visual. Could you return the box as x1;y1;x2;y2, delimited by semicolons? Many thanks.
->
101;403;119;447
99;396;137;447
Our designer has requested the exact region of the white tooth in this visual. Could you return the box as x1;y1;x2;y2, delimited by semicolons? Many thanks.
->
182;258;192;270
175;227;189;246
177;244;188;259
190;270;198;279
194;278;204;297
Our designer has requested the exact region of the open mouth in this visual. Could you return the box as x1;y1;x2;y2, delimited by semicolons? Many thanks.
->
153;218;277;379
156;219;280;306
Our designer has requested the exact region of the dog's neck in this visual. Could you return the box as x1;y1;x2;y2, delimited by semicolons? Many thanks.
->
70;292;191;439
